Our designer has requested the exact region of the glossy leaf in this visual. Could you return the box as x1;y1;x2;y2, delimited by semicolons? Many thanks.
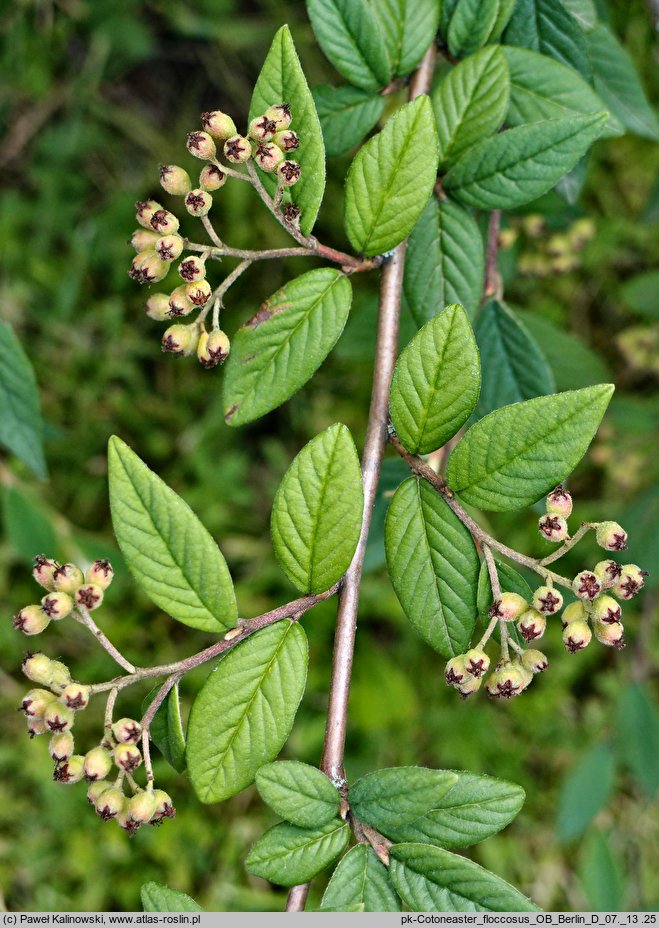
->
313;84;385;157
306;0;390;92
380;772;526;849
350;767;458;832
556;742;616;842
390;304;481;454
245;818;350;886
379;0;441;77
446;384;614;511
144;682;186;774
447;0;516;58
385;477;480;657
223;269;352;427
434;47;510;166
186;622;308;803
256;761;340;827
0;320;47;479
444;113;607;210
108;437;236;633
141;883;202;912
322;845;401;912
271;423;363;594
474;300;554;420
504;0;590;78
403;198;484;325
389;844;540;911
345;96;439;257
249;26;325;235
520;313;610;391
2;487;55;563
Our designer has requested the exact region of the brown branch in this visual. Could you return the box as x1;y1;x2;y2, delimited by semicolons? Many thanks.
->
483;210;501;303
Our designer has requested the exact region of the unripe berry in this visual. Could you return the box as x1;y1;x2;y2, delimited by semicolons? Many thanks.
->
444;655;472;687
159;164;191;196
517;609;546;642
457;675;482;699
32;555;59;591
13;605;50;635
595;521;628;552
41;591;73;621
53;563;84;594
44;702;75;733
54;755;85;784
135;200;162;230
489;592;528;622
545;485;573;518
277;160;301;186
149;209;179;236
87;780;110;806
95;787;125;821
521;649;548;674
145;293;171;321
84;746;113;782
463;648;490;678
485;662;526;699
223;135;251;163
129;249;170;283
593;559;622;589
114;743;142;773
264;103;292;130
130;229;160;253
515;663;534;692
563;619;592;653
186;279;212;307
49;660;72;690
167;285;194;318
74;584;103;612
254;142;284;173
613;564;648;601
572;570;602;601
590;595;622;624
532;585;563;615
112;718;142;744
199;164;226;191
200;110;237;140
126;790;157;825
85;559;114;590
155;233;184;262
60;683;91;711
249;114;278;142
151;789;176;822
186;130;216;160
593;620;625;649
162;324;198;357
50;731;75;762
538;514;568;543
27;717;48;738
197;329;230;368
561;600;587;627
22;652;53;686
21;688;56;717
274;130;299;152
178;255;206;282
184;188;213;217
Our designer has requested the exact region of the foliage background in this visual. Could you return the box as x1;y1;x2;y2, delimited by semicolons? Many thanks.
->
0;0;657;913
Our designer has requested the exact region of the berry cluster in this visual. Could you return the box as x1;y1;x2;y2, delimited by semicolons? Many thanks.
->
444;487;647;701
13;557;113;636
129;103;301;368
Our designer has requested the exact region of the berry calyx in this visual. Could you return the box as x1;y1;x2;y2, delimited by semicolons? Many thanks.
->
223;135;251;163
612;564;648;600
184;188;213;217
538;514;568;543
22;652;53;686
562;619;592;653
488;592;528;622
178;256;206;282
60;683;91;711
74;584;104;611
593;559;622;589
32;555;58;591
274;130;299;152
200;110;236;140
52;563;84;594
532;585;563;615
13;605;50;635
589;595;622;624
545;485;573;518
85;559;114;590
463;648;490;678
595;521;628;552
162;324;198;357
186;130;216;160
197;329;230;368
517;609;546;642
41;592;74;620
572;571;602;601
277;160;301;186
159;164;191;196
185;280;212;307
112;718;142;744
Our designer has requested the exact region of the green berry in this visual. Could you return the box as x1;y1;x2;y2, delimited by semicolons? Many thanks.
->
53;755;85;784
264;103;292;130
593;559;622;589
521;649;548;674
149;209;179;236
178;255;206;283
21;688;57;717
184;188;213;217
532;585;563;615
249;114;277;142
589;595;622;624
127;790;157;824
562;619;592;653
444;655;472;687
84;559;114;590
593;620;625;649
74;583;104;612
456;675;482;699
135;200;162;230
95;787;125;821
130;228;160;252
53;563;84;594
155;233;184;262
274;130;299;152
612;564;648;600
561;600;587;627
112;718;142;745
197;329;230;368
49;660;72;690
22;652;53;686
13;605;50;635
185;279;212;307
27;717;48;738
50;731;75;762
463;648;490;678
60;683;90;711
162;324;198;357
254;142;284;173
538;514;568;543
167;285;194;318
44;702;75;733
145;294;171;321
114;743;142;773
595;521;628;552
41;591;73;620
277;159;301;186
200;110;237;140
572;570;602;601
199;164;226;191
32;555;59;591
186;130;216;160
517;609;546;642
485;663;526;699
223;135;251;163
87;780;111;806
159;164;191;196
84;747;113;782
489;592;528;622
151;789;176;822
545;485;572;518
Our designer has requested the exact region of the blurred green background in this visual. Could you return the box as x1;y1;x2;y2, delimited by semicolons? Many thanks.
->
1;0;658;913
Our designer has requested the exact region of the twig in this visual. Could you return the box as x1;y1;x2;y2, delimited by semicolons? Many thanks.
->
73;606;136;673
483;210;501;302
140;673;181;787
201;214;224;249
539;522;594;566
483;545;501;598
104;687;118;734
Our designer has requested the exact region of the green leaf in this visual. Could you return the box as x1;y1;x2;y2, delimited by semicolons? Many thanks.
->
504;0;590;78
433;47;510;167
390;304;481;454
322;845;401;912
313;84;385;158
520;313;611;391
345;96;439;257
379;0;441;77
223;269;352;427
561;0;597;31
474;301;555;420
444;113;607;210
271;423;363;594
249;25;325;235
0;320;47;479
556;742;616;842
141;882;202;912
620;271;659;321
586;24;659;142
245;818;350;886
2;487;55;563
144;682;186;774
503;47;622;137
306;0;391;92
578;830;624;913
389;844;540;911
385;477;480;657
447;0;516;58
186;622;308;803
446;384;614;511
615;684;659;798
350;767;458;833
380;772;526;849
108;437;237;633
256;761;340;827
403;198;484;325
